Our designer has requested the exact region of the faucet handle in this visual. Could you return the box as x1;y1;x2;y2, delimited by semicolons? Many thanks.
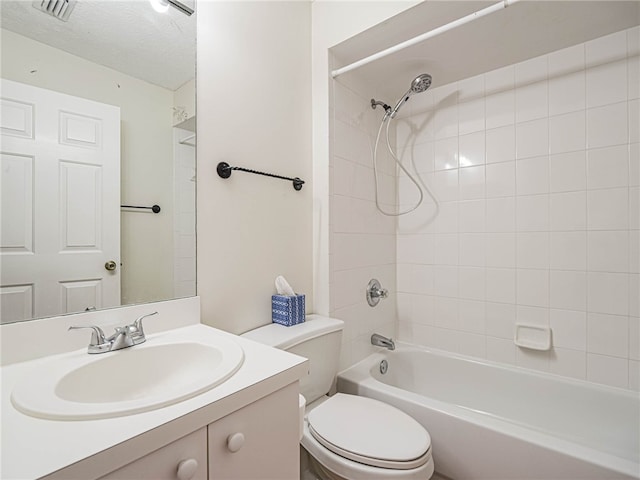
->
68;325;107;346
366;279;388;307
376;287;389;299
126;311;158;345
131;311;158;334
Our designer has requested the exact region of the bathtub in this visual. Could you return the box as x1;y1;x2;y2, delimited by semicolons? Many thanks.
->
337;344;640;480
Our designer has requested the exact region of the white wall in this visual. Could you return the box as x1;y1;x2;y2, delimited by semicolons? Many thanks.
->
392;27;639;390
196;1;312;335
1;29;175;306
174;79;196;124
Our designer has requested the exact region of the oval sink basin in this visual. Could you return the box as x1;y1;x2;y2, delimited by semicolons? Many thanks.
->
11;338;244;420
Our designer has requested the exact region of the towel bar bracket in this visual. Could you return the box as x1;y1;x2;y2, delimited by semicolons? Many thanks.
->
217;162;233;179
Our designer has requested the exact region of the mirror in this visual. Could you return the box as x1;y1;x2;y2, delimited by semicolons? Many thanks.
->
0;0;196;324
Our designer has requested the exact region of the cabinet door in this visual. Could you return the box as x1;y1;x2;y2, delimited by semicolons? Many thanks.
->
98;428;207;480
208;383;299;479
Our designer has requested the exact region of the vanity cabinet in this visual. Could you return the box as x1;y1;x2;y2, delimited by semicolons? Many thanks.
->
96;384;299;480
207;384;300;479
98;428;207;480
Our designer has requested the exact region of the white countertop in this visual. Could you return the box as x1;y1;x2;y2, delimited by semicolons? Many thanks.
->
1;323;308;480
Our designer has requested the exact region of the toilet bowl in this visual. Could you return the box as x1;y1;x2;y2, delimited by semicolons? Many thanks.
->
242;315;434;480
302;394;434;480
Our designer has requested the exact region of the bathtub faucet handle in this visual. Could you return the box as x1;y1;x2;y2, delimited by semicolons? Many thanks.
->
367;278;388;307
374;287;388;298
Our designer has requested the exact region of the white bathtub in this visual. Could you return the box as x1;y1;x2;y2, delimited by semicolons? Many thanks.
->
337;344;640;480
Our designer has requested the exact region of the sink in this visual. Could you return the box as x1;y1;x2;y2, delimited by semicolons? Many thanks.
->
11;338;244;420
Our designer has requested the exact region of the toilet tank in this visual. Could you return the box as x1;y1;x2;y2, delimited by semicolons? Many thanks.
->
242;315;344;403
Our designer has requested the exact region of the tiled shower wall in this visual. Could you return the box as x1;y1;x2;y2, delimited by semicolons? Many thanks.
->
329;73;399;370
395;27;639;390
173;127;197;299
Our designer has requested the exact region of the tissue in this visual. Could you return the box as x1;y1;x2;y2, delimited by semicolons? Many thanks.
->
275;275;295;296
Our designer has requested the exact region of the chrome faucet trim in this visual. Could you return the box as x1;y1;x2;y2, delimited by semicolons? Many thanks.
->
366;278;388;307
109;326;134;351
69;311;158;354
371;333;395;350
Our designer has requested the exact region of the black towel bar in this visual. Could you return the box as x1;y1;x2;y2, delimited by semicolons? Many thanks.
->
121;204;161;213
217;162;304;191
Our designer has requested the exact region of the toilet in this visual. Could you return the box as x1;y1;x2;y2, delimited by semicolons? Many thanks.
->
242;314;434;480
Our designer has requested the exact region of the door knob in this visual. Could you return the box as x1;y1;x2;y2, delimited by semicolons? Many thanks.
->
104;260;117;271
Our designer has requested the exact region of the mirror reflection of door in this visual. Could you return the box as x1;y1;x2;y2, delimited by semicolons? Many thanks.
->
1;79;121;322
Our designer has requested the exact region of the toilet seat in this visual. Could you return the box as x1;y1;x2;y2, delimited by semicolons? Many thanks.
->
306;394;431;470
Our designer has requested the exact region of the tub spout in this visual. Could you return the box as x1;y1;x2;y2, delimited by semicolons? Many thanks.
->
371;333;395;350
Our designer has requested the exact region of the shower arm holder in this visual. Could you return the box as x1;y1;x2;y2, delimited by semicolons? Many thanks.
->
371;99;391;114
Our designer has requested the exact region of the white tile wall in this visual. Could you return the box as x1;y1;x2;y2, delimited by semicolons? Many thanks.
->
393;27;640;390
173;127;197;298
329;73;398;369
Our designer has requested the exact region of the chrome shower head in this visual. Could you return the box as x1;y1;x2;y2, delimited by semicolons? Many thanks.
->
390;73;433;118
410;73;432;94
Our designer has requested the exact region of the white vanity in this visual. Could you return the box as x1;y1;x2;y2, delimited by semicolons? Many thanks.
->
0;298;308;480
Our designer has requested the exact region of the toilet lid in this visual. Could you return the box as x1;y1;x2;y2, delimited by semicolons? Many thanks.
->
307;393;431;470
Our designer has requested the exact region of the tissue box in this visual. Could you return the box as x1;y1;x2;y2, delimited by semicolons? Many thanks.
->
272;294;305;326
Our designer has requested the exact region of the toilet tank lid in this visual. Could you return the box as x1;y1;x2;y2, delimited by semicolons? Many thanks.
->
241;315;344;350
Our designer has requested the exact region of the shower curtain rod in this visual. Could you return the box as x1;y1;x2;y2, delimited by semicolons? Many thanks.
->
331;0;521;79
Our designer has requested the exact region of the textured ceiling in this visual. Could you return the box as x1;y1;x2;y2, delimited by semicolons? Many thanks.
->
1;0;195;91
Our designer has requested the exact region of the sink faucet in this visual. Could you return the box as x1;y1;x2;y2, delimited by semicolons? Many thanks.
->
371;333;395;350
69;311;158;354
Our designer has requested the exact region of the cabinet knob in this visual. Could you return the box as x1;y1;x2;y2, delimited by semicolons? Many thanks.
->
176;458;199;480
226;432;245;453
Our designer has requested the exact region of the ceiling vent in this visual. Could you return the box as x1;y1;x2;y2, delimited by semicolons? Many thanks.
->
32;0;77;22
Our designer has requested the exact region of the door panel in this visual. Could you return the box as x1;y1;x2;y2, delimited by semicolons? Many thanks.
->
59;279;102;313
59;110;102;148
0;98;34;138
0;153;33;253
0;284;33;322
60;161;101;249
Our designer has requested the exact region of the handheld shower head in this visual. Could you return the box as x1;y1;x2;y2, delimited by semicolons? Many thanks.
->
410;73;432;94
390;73;432;119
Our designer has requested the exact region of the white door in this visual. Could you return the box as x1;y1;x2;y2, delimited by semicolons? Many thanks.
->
0;79;120;323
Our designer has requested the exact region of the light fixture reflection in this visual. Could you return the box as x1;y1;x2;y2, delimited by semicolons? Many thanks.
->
148;0;194;16
149;0;169;13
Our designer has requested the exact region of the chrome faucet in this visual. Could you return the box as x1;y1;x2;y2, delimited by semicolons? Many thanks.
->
366;279;388;307
69;311;158;354
371;333;395;350
125;311;158;344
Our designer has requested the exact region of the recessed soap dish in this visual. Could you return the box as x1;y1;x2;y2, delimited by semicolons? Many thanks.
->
514;324;552;351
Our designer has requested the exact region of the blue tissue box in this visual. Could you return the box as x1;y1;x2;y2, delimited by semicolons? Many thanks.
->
272;294;305;326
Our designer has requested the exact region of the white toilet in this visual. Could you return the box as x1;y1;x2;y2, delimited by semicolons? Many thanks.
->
242;315;434;480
